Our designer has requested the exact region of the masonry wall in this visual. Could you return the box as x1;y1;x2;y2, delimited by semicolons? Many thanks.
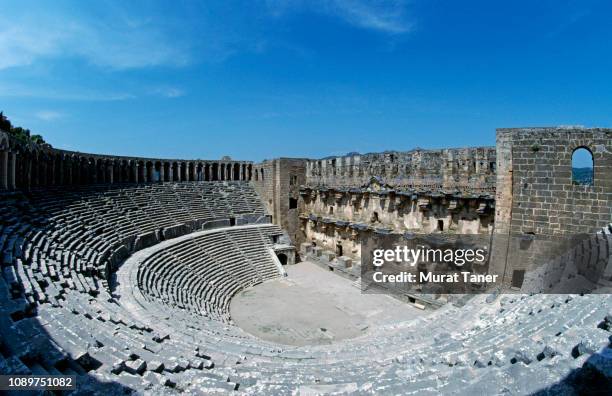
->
253;158;308;244
491;127;612;287
306;147;496;193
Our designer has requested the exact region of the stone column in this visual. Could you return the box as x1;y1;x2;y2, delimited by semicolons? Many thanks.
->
107;163;113;184
169;164;174;182
131;163;137;183
177;163;182;182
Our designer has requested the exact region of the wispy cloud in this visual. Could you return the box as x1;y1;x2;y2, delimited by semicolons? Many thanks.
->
266;0;414;34
151;87;186;98
325;0;414;34
35;110;64;121
0;4;190;70
0;82;135;101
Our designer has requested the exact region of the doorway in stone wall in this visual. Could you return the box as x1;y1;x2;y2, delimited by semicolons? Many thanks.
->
277;253;288;265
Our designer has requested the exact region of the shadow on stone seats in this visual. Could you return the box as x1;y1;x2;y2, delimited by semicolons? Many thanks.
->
531;340;612;395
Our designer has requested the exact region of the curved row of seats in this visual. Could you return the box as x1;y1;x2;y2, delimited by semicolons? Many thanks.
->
1;182;265;303
135;225;284;322
0;182;271;392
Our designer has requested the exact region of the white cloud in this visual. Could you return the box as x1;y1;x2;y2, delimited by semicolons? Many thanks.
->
152;87;186;98
326;0;414;33
267;0;414;34
35;110;64;121
0;6;189;71
0;82;135;101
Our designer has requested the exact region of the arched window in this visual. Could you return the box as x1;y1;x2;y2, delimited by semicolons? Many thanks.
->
571;147;593;186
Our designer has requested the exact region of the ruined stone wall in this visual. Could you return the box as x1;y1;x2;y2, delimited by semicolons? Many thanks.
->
491;127;612;288
305;147;496;193
252;161;276;219
252;158;308;243
301;189;493;234
297;146;497;261
298;187;495;262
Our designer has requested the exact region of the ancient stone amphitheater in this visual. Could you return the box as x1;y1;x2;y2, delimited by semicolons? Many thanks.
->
0;127;611;395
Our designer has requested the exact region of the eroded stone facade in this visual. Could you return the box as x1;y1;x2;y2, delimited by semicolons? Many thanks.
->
292;148;498;262
306;147;496;192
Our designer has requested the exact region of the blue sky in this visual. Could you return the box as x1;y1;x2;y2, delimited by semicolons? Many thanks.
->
1;0;611;162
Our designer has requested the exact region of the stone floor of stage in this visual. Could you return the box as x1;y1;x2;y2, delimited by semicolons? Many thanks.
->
230;261;425;346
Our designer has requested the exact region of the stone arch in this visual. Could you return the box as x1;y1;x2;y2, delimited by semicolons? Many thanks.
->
233;163;240;181
187;162;194;181
212;163;219;181
170;162;179;181
198;163;204;181
248;164;252;181
180;162;186;181
571;146;594;186
163;162;170;182
120;160;129;183
154;161;162;182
